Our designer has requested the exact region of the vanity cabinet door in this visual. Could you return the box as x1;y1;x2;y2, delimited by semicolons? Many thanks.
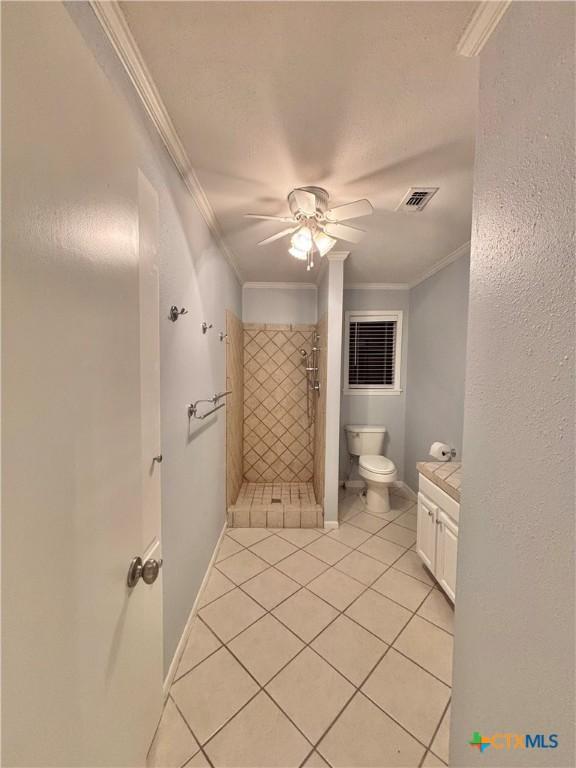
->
436;510;458;602
417;492;437;573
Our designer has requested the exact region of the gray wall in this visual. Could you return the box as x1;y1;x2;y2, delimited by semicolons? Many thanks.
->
451;4;575;766
242;284;317;324
67;5;242;677
339;288;410;481
404;254;470;491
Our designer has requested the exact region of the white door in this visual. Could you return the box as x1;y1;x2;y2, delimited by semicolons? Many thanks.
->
436;510;458;602
417;492;438;573
78;172;164;766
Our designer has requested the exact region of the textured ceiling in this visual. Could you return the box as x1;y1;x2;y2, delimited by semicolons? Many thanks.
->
121;1;479;283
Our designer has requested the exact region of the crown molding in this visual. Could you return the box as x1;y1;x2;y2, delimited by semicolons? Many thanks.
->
327;251;350;262
409;241;470;288
242;282;317;291
89;1;243;283
344;282;410;291
457;1;511;57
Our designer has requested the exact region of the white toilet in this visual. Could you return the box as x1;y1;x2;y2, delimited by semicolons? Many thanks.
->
344;425;398;514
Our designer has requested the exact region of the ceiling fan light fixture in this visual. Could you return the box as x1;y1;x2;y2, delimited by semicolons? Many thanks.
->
291;226;313;252
247;187;373;270
289;245;308;261
314;231;337;257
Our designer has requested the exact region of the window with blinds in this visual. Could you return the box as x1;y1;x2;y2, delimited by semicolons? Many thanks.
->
344;311;403;393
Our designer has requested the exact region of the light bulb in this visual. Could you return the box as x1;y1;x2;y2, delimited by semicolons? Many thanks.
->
291;226;313;251
289;246;308;261
313;231;337;257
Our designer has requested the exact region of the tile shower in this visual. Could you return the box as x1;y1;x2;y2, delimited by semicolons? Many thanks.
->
226;314;327;528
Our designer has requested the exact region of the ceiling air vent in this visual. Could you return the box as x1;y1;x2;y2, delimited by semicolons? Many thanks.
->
397;187;439;211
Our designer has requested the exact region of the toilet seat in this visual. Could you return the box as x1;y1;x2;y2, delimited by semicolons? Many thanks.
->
359;455;396;476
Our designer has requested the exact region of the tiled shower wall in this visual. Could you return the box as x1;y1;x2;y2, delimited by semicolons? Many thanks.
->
243;324;315;483
312;313;327;505
225;310;244;508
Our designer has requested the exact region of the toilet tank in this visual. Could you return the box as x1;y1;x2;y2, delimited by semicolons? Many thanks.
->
344;425;387;456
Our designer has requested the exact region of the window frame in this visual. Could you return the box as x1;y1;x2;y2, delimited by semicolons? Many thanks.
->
343;309;403;396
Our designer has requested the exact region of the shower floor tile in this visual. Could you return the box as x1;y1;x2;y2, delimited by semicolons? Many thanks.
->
228;481;323;528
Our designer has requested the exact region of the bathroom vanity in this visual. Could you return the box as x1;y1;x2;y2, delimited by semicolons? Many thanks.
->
416;461;461;602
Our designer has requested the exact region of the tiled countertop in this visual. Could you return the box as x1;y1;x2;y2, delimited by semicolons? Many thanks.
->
416;461;462;503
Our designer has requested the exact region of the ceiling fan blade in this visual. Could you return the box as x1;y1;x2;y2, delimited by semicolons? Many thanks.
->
257;226;298;246
325;199;374;222
245;214;295;222
292;188;317;216
324;222;365;243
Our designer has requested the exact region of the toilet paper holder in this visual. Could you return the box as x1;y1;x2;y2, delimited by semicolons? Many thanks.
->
429;442;457;461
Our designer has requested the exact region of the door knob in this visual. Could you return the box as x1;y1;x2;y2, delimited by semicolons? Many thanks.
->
142;558;163;584
127;556;143;588
126;556;162;587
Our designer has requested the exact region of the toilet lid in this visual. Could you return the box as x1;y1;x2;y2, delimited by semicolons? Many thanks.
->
359;455;396;475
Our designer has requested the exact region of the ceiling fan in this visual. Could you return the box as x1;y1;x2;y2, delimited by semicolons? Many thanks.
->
246;186;374;271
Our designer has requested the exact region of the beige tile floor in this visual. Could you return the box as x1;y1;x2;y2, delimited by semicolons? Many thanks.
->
148;489;454;768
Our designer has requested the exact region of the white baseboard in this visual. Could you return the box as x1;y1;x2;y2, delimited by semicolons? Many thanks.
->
324;520;339;530
162;521;227;698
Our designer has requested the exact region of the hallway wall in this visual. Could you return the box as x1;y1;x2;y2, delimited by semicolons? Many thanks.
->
450;3;575;766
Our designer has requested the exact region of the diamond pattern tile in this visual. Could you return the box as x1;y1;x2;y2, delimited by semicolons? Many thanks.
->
311;615;387;686
228;615;304;684
171;647;258;745
199;588;265;643
272;589;338;642
240;566;301;610
205;692;311;767
362;649;451;743
215;550;268;585
243;326;315;483
275;548;330;585
318;693;425;767
345;589;412;644
157;489;453;767
267;648;354;743
176;619;221;678
146;698;199;768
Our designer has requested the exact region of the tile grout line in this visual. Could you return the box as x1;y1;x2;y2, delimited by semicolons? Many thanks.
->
307;543;452;760
169;693;216;768
205;522;450;657
196;521;447;674
418;696;451;767
311;572;450;763
174;533;451;759
168;494;450;765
